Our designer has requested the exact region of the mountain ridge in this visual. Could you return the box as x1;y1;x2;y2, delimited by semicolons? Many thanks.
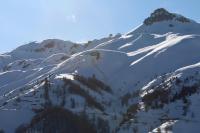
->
1;8;200;133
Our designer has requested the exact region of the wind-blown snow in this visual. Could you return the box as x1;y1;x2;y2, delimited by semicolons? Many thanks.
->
1;9;200;133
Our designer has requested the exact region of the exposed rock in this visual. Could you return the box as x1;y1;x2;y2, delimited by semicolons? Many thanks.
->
144;8;190;25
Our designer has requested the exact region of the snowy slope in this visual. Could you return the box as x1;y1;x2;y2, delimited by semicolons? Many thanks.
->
0;8;200;133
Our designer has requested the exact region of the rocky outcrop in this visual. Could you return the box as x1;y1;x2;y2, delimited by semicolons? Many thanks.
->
144;8;190;25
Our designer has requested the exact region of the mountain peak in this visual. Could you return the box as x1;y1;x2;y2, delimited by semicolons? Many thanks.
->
144;8;191;25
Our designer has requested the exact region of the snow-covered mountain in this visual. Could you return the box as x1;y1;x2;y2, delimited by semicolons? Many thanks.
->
1;8;200;133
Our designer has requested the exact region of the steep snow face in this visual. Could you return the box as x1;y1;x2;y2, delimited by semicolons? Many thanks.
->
41;53;70;65
131;21;200;35
52;49;131;84
1;8;200;133
131;9;200;35
96;22;200;53
118;61;200;133
22;29;199;104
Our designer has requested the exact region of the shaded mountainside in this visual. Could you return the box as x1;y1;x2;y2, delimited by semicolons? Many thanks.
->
1;8;200;133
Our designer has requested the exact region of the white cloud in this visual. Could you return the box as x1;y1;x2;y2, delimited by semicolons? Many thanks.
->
67;14;77;23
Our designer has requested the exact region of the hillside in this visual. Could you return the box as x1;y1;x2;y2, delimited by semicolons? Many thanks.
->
0;8;200;133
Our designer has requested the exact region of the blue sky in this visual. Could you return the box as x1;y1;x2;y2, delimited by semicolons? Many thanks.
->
0;0;199;53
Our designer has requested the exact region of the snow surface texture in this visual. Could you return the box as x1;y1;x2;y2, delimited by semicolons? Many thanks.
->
1;8;200;133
